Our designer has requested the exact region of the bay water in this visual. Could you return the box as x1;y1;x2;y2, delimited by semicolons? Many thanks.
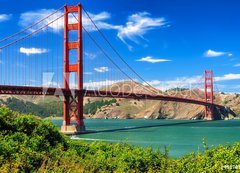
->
52;119;240;158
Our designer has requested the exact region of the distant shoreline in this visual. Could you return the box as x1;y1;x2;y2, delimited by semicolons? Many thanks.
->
43;116;63;120
43;116;240;121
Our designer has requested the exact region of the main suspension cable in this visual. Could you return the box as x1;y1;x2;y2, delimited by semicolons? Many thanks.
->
0;5;64;43
0;14;64;50
72;13;161;96
82;6;159;94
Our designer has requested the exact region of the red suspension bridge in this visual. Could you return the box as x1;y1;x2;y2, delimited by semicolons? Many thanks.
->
0;4;227;134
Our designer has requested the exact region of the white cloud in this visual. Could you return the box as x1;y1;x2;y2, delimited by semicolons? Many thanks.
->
19;9;118;33
18;9;167;50
234;63;240;67
204;49;232;57
144;76;202;91
144;73;240;91
117;12;167;49
144;80;161;85
20;47;47;56
19;9;63;32
65;79;130;89
94;66;109;73
215;73;240;81
83;12;121;31
84;79;123;89
136;56;171;63
0;14;12;22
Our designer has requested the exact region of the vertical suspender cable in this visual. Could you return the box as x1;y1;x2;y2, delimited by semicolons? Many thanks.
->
52;24;54;87
56;17;59;86
46;26;48;86
82;7;159;95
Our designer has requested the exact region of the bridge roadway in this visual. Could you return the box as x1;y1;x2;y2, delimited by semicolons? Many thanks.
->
0;85;225;109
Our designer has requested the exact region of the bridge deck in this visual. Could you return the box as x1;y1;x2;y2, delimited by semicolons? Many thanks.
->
0;85;224;109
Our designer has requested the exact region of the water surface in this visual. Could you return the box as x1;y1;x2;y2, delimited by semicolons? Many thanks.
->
52;119;240;157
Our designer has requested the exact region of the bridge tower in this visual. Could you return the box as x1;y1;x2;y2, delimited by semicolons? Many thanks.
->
204;70;214;120
61;4;85;133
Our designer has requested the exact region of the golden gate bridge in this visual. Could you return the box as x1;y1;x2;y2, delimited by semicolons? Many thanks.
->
0;3;228;134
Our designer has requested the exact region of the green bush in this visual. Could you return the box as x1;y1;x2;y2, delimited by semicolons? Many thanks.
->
0;107;67;172
223;99;229;105
1;107;240;172
84;99;117;115
2;97;63;118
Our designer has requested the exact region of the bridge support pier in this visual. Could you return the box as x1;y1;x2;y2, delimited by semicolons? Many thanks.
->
61;94;85;134
61;4;85;134
204;105;214;120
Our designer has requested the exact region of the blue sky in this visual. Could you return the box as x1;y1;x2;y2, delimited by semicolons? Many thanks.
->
0;0;240;92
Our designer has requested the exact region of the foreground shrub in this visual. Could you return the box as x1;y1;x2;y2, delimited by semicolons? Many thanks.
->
173;142;240;172
0;107;67;172
1;107;240;172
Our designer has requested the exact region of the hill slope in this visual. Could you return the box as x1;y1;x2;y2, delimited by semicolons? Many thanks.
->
0;81;239;119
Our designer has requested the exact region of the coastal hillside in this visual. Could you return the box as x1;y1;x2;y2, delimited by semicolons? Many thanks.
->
86;81;240;119
0;81;239;119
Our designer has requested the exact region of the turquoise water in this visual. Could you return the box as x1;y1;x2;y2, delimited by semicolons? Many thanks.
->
52;119;240;158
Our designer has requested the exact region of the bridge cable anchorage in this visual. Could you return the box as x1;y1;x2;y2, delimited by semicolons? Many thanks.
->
81;7;160;95
0;5;64;43
71;13;157;95
0;14;64;50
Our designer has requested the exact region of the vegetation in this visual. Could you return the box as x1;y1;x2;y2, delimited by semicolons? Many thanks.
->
84;99;117;115
0;98;118;117
165;87;189;92
1;107;240;172
223;99;229;105
0;97;63;118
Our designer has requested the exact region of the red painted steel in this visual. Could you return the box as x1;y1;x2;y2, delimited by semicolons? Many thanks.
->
66;6;78;13
0;85;225;110
204;70;214;119
62;4;85;131
68;23;78;30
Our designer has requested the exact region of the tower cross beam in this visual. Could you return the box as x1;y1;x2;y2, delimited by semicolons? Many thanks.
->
61;3;85;134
